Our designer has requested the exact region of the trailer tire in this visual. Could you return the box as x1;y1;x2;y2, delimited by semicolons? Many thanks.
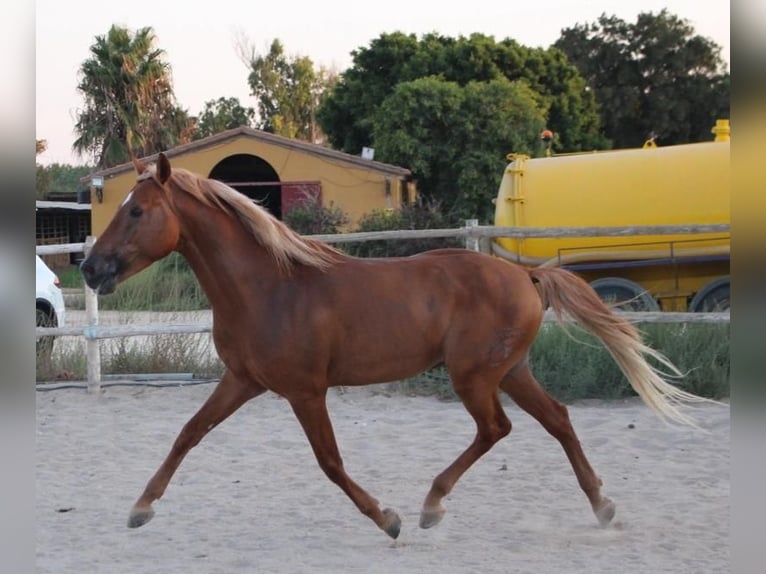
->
689;276;730;312
589;277;660;312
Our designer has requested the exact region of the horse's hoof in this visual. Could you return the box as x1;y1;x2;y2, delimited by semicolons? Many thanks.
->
127;505;155;528
419;505;446;529
382;508;401;539
595;497;616;527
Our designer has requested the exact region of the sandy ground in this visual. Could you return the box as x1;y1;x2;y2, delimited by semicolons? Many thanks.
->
36;384;729;574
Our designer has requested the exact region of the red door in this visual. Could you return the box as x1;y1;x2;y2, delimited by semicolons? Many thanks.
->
281;181;322;215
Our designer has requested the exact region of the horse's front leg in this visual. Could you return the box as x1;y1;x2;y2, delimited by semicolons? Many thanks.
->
288;392;402;539
128;370;265;528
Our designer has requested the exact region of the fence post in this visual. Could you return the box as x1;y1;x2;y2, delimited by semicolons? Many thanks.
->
83;236;101;394
465;219;480;252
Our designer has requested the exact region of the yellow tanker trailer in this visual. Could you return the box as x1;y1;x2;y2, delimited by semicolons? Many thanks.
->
492;121;730;312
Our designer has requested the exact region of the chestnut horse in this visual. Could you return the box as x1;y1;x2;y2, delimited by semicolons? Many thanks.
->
81;152;706;540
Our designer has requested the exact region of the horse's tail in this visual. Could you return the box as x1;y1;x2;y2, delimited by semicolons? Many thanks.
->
528;267;709;427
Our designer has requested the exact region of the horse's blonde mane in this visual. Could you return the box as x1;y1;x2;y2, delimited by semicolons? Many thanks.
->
143;165;342;272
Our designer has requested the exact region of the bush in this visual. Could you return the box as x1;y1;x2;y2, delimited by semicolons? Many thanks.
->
38;318;729;401
57;265;85;289
387;323;730;402
283;195;349;235
37;330;223;382
103;332;223;378
344;199;463;258
530;322;730;401
96;252;209;311
55;253;208;312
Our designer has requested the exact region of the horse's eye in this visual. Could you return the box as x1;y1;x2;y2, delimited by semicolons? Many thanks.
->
129;205;143;218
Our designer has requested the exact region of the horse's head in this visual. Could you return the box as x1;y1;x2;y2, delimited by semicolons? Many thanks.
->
80;152;181;294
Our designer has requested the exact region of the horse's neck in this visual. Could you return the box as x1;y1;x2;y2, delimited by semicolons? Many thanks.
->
174;197;282;310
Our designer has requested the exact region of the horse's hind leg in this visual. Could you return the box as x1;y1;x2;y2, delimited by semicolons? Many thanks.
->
420;380;512;529
500;362;616;527
288;392;402;539
128;370;265;528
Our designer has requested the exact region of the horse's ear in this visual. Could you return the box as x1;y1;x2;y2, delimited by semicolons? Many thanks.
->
131;153;147;175
157;152;172;184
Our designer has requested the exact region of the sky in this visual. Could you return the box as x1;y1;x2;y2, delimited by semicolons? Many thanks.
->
35;0;731;167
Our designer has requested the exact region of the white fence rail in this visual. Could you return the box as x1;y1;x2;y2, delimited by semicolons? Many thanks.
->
35;222;731;255
37;222;731;392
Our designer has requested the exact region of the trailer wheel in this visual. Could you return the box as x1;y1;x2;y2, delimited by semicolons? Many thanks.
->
589;277;660;312
689;276;730;312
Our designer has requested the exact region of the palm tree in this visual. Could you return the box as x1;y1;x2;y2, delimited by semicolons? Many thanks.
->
73;25;194;168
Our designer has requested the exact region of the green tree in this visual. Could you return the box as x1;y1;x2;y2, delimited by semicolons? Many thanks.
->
36;140;50;199
36;138;93;198
317;32;605;156
345;200;462;258
44;164;93;196
73;24;194;168
555;9;730;148
372;76;546;222
193;97;255;139
243;38;337;141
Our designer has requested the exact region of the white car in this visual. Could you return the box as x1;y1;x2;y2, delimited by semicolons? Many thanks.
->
36;255;66;358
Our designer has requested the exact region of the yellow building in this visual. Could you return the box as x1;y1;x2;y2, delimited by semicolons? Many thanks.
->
83;127;416;236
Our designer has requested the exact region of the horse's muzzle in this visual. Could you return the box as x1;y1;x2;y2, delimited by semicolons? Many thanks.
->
80;255;122;295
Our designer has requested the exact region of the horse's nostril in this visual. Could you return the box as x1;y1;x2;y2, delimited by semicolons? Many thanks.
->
80;261;94;279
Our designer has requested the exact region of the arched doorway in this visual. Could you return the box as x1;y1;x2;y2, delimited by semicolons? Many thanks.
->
208;154;282;218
